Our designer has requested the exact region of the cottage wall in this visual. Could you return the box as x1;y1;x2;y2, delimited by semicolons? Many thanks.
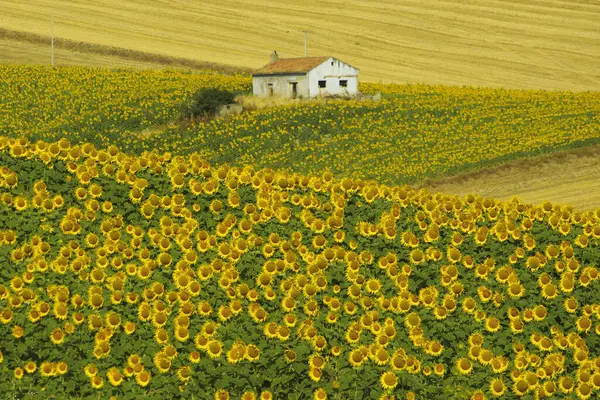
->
252;75;310;98
217;103;244;117
307;58;359;97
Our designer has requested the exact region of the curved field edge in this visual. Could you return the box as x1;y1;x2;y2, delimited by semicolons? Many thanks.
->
416;143;600;212
0;28;250;74
1;135;600;399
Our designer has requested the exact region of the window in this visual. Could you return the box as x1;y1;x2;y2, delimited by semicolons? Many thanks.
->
318;80;326;88
331;61;334;66
339;80;348;87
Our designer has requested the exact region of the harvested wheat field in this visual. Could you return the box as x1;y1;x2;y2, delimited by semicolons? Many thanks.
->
0;0;599;90
0;36;169;69
418;144;600;212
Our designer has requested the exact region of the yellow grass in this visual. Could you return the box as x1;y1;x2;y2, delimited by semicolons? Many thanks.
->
235;94;356;111
417;145;600;211
0;0;598;90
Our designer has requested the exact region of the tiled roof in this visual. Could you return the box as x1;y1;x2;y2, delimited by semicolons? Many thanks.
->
254;56;331;75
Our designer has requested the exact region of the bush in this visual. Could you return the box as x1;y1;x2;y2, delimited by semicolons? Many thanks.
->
180;87;235;119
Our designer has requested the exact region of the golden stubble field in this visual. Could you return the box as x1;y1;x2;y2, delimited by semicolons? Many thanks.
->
0;36;168;69
1;0;599;90
418;145;600;212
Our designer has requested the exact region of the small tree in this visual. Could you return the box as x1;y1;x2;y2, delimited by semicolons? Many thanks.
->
181;88;235;120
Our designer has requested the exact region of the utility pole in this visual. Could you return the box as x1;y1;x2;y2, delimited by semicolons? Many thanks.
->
51;15;54;67
304;30;308;56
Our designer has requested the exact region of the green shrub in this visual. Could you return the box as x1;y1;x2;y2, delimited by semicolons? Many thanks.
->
180;87;235;119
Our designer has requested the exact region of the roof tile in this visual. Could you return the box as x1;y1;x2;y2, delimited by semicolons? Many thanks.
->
254;56;331;75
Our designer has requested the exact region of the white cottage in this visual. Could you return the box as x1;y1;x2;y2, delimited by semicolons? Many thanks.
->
253;51;359;98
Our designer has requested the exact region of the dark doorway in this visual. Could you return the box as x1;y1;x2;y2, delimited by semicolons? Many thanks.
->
268;83;274;97
290;82;298;98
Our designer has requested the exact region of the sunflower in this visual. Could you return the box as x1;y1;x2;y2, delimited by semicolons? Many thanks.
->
245;344;260;362
349;349;364;368
390;354;406;371
91;375;104;389
470;390;485;400
50;328;65;345
462;297;477;314
12;324;24;338
308;367;322;382
433;306;448;320
102;201;113;213
176;366;191;382
13;196;28;211
311;388;327;400
195;333;209;350
427;341;444;356
491;357;508;373
12;366;24;380
541;284;558;300
107;367;123;386
328;346;341;358
478;286;493;302
283;313;297;327
554;335;569;350
479;349;494;366
304;300;319;317
465;332;482;348
374;348;390;366
39;361;56;377
576;316;592;333
380;371;398;390
539;337;553;352
507;282;525;299
474;227;488;246
558;376;574;394
468;345;481;361
456;358;472;375
513;379;529;396
450;282;464;296
495;266;512;284
483;317;501;333
434;363;445;376
532;305;547;321
404;312;421;329
409;249;425;265
257;391;274;400
206;340;224;359
563;297;578;313
105;312;121;329
454;253;472;270
175;326;190;342
151;311;168;329
447;247;461;263
543;381;557;396
241;392;257;400
366;278;381;294
591;373;600;390
24;361;36;374
559;276;574;293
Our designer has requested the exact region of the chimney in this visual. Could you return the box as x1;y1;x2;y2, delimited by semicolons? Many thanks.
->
270;50;279;63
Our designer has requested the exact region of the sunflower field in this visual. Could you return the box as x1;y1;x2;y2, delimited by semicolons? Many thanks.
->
2;65;600;186
1;134;600;400
147;85;600;184
0;65;251;148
